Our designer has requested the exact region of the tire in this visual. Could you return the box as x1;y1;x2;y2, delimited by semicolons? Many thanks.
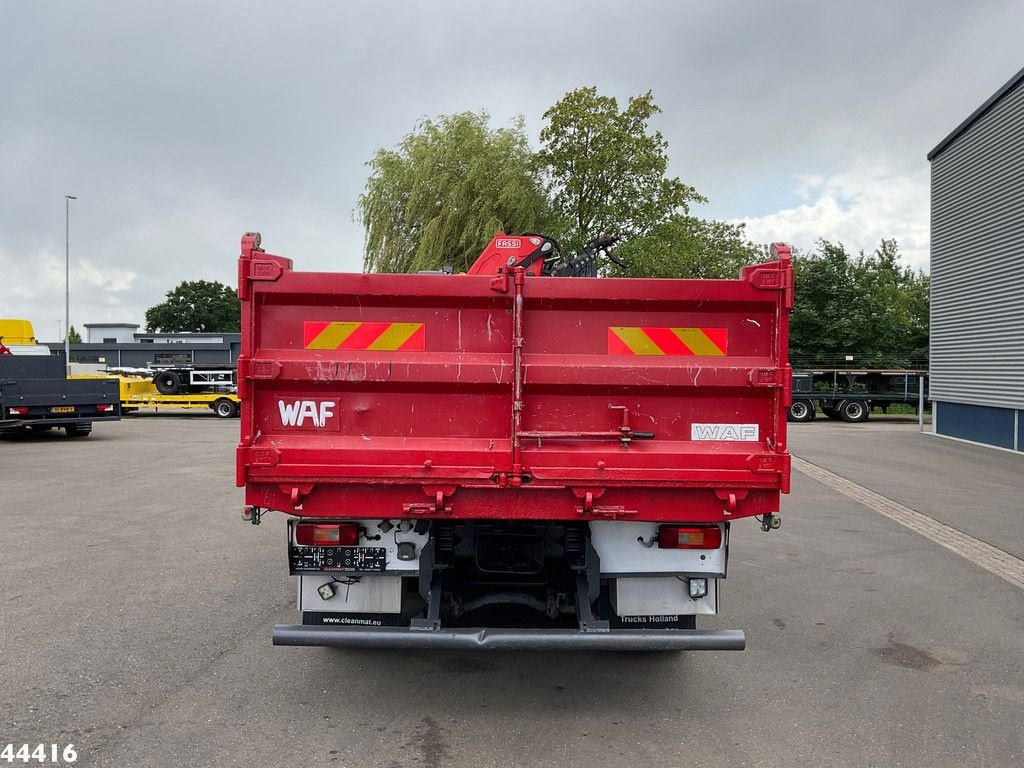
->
838;399;869;423
65;423;92;438
787;400;814;422
213;398;237;418
153;370;183;395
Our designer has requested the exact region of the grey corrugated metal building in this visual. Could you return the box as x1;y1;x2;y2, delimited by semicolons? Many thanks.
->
928;65;1024;451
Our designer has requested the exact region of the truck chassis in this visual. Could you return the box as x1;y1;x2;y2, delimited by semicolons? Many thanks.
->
267;517;746;650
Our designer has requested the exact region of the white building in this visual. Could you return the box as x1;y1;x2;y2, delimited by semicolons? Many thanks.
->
83;323;139;344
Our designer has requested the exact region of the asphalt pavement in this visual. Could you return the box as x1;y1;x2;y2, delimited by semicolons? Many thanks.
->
1;414;1022;768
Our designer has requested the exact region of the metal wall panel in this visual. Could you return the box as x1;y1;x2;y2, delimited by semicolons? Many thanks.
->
0;355;65;380
933;401;1015;449
930;80;1024;410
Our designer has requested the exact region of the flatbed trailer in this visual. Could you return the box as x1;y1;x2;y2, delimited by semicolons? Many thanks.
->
788;368;929;422
237;233;793;651
117;375;240;417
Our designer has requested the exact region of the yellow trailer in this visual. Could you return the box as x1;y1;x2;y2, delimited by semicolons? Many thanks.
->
118;376;240;417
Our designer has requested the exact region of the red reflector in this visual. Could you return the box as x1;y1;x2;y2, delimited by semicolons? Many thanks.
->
96;404;114;413
295;522;359;547
658;525;722;549
8;406;28;416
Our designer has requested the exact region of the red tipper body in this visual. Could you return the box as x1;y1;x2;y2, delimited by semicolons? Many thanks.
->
236;234;793;524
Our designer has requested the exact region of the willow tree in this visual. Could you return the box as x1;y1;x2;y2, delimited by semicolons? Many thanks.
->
358;112;557;273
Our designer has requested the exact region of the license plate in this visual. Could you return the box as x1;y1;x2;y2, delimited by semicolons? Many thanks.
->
51;406;75;414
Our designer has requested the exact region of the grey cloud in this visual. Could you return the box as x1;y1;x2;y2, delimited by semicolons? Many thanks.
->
2;0;1022;333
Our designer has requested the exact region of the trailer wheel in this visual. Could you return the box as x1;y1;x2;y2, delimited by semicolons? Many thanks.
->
65;423;92;438
838;399;869;423
213;398;238;418
153;370;183;395
787;400;815;422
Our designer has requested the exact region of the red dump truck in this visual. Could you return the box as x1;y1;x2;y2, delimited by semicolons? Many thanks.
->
236;233;792;650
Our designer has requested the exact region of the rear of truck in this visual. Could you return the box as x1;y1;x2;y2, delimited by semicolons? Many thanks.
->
0;354;120;437
236;233;792;650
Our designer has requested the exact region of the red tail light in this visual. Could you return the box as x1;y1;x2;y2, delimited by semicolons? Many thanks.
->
8;406;28;416
658;525;722;549
295;522;359;546
96;403;115;413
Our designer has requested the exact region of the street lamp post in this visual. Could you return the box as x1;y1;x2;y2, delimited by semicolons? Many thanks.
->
64;194;77;375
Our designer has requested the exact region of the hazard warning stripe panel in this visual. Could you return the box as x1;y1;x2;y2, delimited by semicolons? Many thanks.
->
304;321;425;351
608;327;728;356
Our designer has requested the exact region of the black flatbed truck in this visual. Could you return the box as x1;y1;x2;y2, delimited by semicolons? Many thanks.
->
0;353;121;437
788;368;929;423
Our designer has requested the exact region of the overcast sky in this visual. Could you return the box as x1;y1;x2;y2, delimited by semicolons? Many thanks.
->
2;1;1022;338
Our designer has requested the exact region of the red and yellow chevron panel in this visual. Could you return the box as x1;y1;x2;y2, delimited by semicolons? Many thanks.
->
608;327;728;356
304;321;425;351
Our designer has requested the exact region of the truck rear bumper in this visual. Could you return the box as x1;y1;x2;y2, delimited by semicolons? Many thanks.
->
272;624;746;651
1;415;120;428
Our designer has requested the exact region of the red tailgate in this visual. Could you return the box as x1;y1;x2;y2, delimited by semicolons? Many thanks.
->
236;233;792;523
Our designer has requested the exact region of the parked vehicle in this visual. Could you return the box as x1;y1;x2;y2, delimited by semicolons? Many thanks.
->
236;233;793;650
0;318;38;345
788;369;929;423
99;369;241;418
0;321;120;437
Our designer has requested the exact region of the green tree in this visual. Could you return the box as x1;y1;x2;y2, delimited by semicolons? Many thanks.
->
610;215;766;279
904;271;930;363
789;240;929;368
66;325;82;343
359;112;557;273
145;280;240;333
537;87;703;254
865;239;930;363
